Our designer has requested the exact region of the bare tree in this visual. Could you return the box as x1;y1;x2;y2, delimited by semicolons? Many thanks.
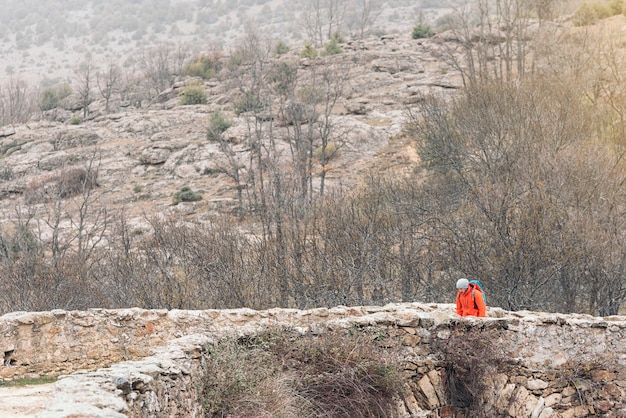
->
172;40;192;77
590;30;626;146
0;76;34;126
119;68;148;108
0;150;109;313
302;0;346;47
30;150;106;266
310;64;347;197
203;96;241;212
226;22;274;221
139;43;177;99
271;58;349;205
97;62;121;113
94;210;149;308
345;0;380;40
406;77;626;314
439;0;544;85
76;59;95;119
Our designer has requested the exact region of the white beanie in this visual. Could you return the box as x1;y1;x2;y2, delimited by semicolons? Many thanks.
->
456;278;469;289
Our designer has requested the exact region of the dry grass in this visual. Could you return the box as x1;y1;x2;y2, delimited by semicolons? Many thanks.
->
23;167;98;204
0;376;57;387
202;327;403;418
362;118;392;127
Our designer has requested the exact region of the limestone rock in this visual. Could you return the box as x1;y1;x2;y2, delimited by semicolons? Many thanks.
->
139;146;171;165
0;125;15;138
507;386;538;417
58;93;85;112
528;377;550;391
417;373;440;409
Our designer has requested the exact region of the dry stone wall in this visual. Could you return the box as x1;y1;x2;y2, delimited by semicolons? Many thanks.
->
0;303;624;417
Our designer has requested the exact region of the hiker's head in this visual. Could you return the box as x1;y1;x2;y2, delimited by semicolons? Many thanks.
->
456;278;469;289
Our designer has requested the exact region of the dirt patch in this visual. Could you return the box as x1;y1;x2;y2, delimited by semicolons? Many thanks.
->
0;384;55;417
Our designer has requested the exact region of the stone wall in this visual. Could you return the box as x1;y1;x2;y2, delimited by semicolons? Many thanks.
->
0;303;624;417
37;333;212;418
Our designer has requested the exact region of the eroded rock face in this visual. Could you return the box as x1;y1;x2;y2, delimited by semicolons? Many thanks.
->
1;304;625;417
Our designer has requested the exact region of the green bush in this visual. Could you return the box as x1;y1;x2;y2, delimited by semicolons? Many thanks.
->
412;23;433;39
573;3;599;26
206;110;233;141
226;48;245;70
323;38;342;56
173;186;202;205
0;167;14;181
609;0;624;15
330;31;345;44
267;61;298;95
300;42;318;59
40;88;59;111
179;84;207;105
592;2;612;18
274;40;290;56
40;83;72;111
0;376;57;387
182;53;221;80
203;166;222;176
297;86;322;106
313;142;338;160
69;115;81;125
234;93;264;115
371;28;387;37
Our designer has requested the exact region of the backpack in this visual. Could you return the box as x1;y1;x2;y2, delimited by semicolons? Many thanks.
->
469;280;487;305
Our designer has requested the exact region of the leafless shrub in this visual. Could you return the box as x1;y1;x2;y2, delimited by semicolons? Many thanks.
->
0;166;14;182
0;233;105;313
287;330;402;417
24;167;98;204
0;77;37;126
405;77;626;314
202;327;402;418
434;326;508;413
203;331;302;418
56;167;99;198
553;353;622;410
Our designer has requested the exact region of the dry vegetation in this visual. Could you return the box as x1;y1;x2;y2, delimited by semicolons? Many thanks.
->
0;0;625;316
202;327;403;418
435;326;510;414
431;323;622;417
201;323;624;417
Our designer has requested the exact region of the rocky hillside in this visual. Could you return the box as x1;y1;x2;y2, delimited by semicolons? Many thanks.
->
0;0;452;86
0;32;461;234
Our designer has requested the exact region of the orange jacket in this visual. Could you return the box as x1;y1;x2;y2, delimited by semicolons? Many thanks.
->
456;283;486;317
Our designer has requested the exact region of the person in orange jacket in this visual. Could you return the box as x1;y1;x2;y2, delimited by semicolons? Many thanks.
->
455;278;486;317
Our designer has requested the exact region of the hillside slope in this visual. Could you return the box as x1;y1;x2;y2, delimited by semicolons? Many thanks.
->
0;32;460;232
0;0;450;85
